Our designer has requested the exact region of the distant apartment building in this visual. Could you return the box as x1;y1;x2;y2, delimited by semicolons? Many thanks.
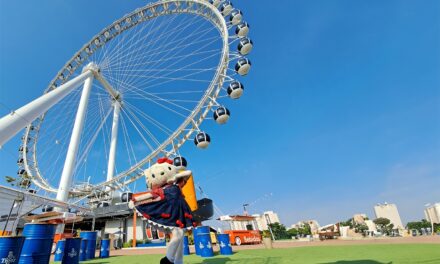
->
374;203;404;229
252;211;280;230
352;213;376;233
424;203;440;224
353;214;368;224
291;220;320;235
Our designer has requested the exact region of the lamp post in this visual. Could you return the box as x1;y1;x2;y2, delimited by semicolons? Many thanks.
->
243;203;249;215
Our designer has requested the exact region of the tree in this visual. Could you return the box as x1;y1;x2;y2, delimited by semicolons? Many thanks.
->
287;228;298;238
373;217;394;235
354;223;368;235
406;219;432;231
298;223;311;236
267;222;289;240
339;218;354;229
435;224;440;233
373;217;390;226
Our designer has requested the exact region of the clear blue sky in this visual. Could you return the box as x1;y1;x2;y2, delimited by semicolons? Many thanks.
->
1;0;439;227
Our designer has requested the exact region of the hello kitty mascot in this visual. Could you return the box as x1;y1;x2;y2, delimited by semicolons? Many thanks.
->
129;157;195;264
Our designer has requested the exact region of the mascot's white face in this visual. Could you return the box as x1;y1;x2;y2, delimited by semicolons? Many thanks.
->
144;161;178;189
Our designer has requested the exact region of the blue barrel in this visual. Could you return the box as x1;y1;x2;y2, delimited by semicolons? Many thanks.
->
99;239;110;258
54;240;65;261
19;223;56;264
193;226;209;256
62;238;81;264
79;239;88;261
79;231;97;259
183;236;190;255
197;232;214;257
0;236;25;264
217;234;233;255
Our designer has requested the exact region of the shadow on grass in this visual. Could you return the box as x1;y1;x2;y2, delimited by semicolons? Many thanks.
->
201;257;282;264
321;261;392;264
81;262;111;264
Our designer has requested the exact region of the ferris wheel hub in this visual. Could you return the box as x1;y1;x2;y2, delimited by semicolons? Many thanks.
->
83;62;100;74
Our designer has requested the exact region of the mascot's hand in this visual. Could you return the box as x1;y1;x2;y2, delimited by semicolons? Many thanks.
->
128;200;135;209
167;170;192;184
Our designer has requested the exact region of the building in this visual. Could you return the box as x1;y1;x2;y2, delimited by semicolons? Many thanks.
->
374;203;404;229
291;220;320;235
252;211;280;230
219;211;281;232
353;214;368;224
219;215;259;231
424;203;440;224
352;213;376;234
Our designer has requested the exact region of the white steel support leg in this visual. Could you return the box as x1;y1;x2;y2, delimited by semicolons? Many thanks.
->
56;75;94;203
106;101;121;191
0;70;93;147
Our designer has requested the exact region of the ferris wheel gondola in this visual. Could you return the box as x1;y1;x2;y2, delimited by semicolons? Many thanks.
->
230;10;243;25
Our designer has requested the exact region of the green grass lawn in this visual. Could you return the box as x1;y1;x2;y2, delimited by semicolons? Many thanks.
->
74;244;440;264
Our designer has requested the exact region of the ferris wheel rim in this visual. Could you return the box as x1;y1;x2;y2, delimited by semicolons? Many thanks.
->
20;0;231;196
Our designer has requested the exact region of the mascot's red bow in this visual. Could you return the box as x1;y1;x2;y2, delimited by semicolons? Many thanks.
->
157;157;173;165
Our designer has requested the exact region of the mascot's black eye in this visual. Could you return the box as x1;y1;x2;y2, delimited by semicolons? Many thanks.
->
151;174;155;178
168;167;171;170
161;172;165;175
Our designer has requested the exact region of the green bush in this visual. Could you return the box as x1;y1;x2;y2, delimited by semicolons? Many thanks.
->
122;242;131;248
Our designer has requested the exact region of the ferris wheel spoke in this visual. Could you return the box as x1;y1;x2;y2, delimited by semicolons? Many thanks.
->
105;12;199;70
124;96;200;104
102;8;177;68
120;108;156;153
148;90;205;95
123;101;174;135
123;105;162;147
110;52;220;93
120;114;138;167
117;15;171;90
103;75;193;113
121;41;222;90
120;31;221;88
110;72;214;83
106;48;221;73
105;76;193;114
72;107;113;178
111;20;215;73
131;13;216;69
101;21;222;92
102;10;182;71
108;17;219;88
104;65;220;74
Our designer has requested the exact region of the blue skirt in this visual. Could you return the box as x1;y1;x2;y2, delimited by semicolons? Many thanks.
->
135;185;195;228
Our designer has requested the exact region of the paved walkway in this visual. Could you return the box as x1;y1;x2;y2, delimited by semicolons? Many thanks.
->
110;236;440;256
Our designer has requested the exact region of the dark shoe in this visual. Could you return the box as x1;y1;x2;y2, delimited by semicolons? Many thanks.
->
160;256;174;264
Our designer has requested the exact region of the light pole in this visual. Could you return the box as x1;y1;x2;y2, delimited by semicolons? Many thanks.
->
243;203;249;215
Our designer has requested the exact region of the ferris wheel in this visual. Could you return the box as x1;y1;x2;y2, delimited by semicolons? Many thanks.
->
13;0;253;204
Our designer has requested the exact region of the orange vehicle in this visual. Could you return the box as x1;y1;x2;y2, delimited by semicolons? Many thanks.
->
219;215;262;245
224;229;261;245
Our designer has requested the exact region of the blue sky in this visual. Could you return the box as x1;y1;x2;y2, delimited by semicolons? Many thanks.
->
1;0;439;227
